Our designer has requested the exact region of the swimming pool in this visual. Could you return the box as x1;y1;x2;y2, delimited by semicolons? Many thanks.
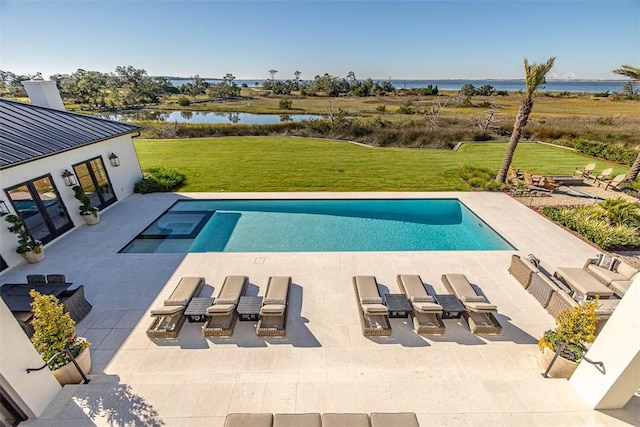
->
120;199;514;253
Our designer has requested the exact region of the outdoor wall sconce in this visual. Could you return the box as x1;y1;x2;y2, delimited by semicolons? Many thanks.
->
108;153;120;167
61;169;77;186
0;200;9;216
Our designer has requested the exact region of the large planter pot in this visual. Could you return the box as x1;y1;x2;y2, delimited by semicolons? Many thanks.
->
22;249;45;264
52;347;91;385
81;211;100;225
537;346;579;379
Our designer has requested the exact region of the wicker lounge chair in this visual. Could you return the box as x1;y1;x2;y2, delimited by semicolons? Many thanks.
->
322;413;370;427
370;412;420;427
508;254;540;288
440;274;502;334
224;413;273;427
202;275;248;337
574;162;596;179
353;275;391;337
274;413;321;427
396;274;445;334
146;276;205;339
256;276;291;337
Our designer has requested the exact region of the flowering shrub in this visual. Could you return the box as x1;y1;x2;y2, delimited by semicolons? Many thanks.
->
538;299;599;362
29;290;90;370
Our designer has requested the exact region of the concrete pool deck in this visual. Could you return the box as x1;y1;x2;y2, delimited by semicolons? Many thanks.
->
4;192;637;426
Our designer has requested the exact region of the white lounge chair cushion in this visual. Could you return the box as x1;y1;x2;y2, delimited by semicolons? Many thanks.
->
411;295;434;303
264;297;286;305
150;305;184;316
361;296;383;304
361;303;388;314
216;297;240;305
412;301;442;313
464;301;497;312
260;304;286;315
463;295;486;303
164;297;188;306
207;303;236;314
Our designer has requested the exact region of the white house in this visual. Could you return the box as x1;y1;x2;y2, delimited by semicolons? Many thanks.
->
0;81;142;423
0;80;142;269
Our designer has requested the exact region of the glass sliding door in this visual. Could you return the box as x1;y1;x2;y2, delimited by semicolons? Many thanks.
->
5;175;72;244
73;156;116;211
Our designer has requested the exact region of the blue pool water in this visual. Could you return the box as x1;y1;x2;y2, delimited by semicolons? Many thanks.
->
120;199;514;253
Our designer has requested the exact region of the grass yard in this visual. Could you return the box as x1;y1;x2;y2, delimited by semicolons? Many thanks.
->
134;136;629;192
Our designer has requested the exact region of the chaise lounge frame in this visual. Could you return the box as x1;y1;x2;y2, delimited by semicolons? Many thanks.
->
203;275;248;337
441;274;502;335
256;276;291;337
147;276;205;339
353;276;391;337
396;274;445;335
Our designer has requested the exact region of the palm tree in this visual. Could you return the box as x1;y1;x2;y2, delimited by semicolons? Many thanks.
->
495;57;556;183
613;65;640;183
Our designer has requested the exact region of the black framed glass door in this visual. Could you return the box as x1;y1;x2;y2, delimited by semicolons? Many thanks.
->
73;156;116;211
5;174;73;244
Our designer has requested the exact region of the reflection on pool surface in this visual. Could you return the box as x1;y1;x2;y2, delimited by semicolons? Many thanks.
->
120;199;515;253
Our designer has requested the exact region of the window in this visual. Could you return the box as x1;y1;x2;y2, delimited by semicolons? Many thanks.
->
73;156;116;211
5;175;73;244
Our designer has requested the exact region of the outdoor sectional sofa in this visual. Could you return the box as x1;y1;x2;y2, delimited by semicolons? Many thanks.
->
584;255;638;297
146;276;205;339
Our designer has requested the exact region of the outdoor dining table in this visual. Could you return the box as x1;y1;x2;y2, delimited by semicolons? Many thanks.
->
0;283;73;312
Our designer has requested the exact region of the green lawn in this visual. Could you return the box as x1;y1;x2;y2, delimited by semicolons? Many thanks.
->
134;137;629;192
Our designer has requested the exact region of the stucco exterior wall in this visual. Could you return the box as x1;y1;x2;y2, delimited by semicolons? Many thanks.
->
0;298;60;420
0;134;142;267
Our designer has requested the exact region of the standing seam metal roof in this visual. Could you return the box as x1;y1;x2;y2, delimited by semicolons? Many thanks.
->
0;98;141;170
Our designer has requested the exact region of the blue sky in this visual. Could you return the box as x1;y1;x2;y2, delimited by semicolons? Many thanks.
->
1;0;638;80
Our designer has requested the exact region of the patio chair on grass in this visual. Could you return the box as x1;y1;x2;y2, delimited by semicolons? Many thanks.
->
146;276;205;339
353;275;391;337
256;276;291;337
574;162;596;179
370;412;420;427
202;275;248;337
274;413;321;427
589;167;613;184
322;413;370;427
523;172;553;196
396;274;445;334
440;274;502;335
224;413;273;427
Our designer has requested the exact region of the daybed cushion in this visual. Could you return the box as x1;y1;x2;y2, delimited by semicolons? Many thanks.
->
361;303;389;314
206;303;236;314
322;413;370;427
360;296;383;304
609;280;631;296
442;274;475;297
370;412;419;427
616;262;639;280
224;413;273;427
150;305;184;316
273;413;321;427
586;265;629;283
463;295;485;303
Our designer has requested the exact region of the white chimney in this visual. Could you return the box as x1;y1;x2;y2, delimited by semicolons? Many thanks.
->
22;76;65;111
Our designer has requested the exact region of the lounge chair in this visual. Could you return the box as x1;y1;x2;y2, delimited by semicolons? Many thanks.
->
589;167;613;184
353;275;391;337
224;413;273;427
574;162;596;179
523;172;553;196
370;412;420;427
396;274;445;334
274;413;321;427
440;274;502;334
146;276;205;339
322;413;370;427
256;276;291;337
202;275;248;337
601;174;626;191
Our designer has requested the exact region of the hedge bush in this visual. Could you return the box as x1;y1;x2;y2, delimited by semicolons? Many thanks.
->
134;167;187;194
575;139;638;166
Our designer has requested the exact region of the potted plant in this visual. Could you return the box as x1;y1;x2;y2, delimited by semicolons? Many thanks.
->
537;299;599;378
5;214;45;263
29;290;91;385
72;185;100;225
